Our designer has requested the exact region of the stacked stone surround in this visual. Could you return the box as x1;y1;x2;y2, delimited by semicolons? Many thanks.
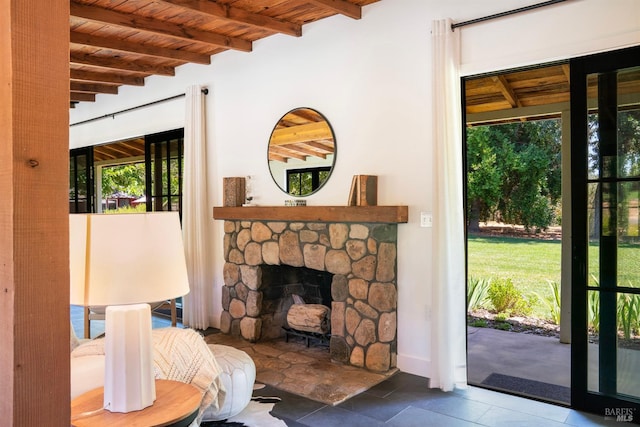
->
220;219;398;372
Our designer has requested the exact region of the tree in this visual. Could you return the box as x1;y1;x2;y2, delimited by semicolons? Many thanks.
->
466;120;562;232
101;163;146;197
588;109;640;239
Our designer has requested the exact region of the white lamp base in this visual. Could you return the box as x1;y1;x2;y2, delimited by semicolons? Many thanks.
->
104;303;156;413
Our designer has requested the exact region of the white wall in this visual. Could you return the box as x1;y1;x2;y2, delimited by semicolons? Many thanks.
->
69;0;640;378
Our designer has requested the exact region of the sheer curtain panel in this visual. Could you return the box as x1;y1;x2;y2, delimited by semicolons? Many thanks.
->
430;19;467;391
182;85;212;330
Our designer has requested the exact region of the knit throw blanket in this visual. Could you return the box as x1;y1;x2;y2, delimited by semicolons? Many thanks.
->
71;327;226;425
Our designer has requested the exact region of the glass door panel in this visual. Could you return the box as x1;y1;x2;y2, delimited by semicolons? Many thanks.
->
572;46;640;414
144;129;184;214
69;146;94;213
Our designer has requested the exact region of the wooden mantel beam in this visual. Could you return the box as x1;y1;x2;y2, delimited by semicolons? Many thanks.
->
213;206;408;224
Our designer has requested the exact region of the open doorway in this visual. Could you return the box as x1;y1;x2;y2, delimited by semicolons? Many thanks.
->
464;63;571;404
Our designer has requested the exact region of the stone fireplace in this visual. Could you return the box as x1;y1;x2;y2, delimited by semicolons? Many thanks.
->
217;211;403;373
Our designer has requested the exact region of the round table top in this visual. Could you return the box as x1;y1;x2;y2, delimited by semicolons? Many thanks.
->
71;379;201;427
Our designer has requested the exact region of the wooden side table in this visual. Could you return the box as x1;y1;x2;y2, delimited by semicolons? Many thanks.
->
71;379;201;427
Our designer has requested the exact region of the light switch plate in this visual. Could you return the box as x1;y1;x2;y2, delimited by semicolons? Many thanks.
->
420;212;432;228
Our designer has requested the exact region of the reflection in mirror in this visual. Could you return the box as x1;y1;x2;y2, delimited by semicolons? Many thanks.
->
268;108;336;197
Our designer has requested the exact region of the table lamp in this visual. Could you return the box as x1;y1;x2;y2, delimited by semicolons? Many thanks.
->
69;212;190;413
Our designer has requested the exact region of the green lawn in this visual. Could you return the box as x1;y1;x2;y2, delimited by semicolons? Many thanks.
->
468;234;640;319
467;235;561;318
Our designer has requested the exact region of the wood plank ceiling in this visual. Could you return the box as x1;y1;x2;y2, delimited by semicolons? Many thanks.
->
70;0;380;105
466;65;572;117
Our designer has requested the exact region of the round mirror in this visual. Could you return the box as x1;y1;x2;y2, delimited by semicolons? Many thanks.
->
267;108;336;197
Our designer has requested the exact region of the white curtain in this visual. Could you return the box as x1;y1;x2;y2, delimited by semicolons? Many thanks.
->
430;19;467;391
181;85;211;330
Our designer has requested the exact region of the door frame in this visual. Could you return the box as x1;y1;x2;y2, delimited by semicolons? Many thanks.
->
69;146;94;213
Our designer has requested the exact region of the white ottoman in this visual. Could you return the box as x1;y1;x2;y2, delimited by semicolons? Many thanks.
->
202;344;256;421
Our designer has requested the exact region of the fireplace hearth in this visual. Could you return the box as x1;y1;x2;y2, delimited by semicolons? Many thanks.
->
218;217;400;372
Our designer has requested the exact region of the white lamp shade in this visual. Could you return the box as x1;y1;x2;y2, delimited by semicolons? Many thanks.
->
69;212;190;306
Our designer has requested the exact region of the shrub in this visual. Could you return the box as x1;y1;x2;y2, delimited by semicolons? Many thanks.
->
536;280;561;324
467;277;490;311
106;204;147;214
495;312;509;322
469;318;488;328
618;292;640;340
487;278;533;316
496;322;512;331
586;277;639;339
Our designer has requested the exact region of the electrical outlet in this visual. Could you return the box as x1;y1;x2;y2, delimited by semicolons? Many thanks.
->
420;212;433;228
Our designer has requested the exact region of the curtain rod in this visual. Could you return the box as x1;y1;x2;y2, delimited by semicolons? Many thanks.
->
451;0;567;30
70;88;209;127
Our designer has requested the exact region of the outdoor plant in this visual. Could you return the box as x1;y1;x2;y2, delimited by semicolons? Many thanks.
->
496;322;512;331
469;318;488;328
487;278;534;316
618;292;640;340
106;204;147;214
467;277;490;311
586;275;640;339
588;278;600;333
536;280;561;324
495;312;509;322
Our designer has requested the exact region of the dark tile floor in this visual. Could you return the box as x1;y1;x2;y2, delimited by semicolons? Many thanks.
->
257;372;620;427
70;306;619;426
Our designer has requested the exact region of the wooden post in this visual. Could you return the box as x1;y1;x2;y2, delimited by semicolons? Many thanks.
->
0;0;70;425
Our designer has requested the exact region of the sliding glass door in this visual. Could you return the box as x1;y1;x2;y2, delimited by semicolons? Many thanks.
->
571;45;640;417
144;129;184;214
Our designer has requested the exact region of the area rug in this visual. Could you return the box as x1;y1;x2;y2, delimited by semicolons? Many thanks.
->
205;332;397;406
201;397;287;427
481;373;570;403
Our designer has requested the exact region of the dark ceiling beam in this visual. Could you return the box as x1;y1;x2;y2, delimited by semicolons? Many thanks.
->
70;52;176;76
70;31;211;64
70;81;119;94
160;0;302;37
491;75;521;108
70;1;252;52
70;91;96;102
307;0;361;19
70;69;145;86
